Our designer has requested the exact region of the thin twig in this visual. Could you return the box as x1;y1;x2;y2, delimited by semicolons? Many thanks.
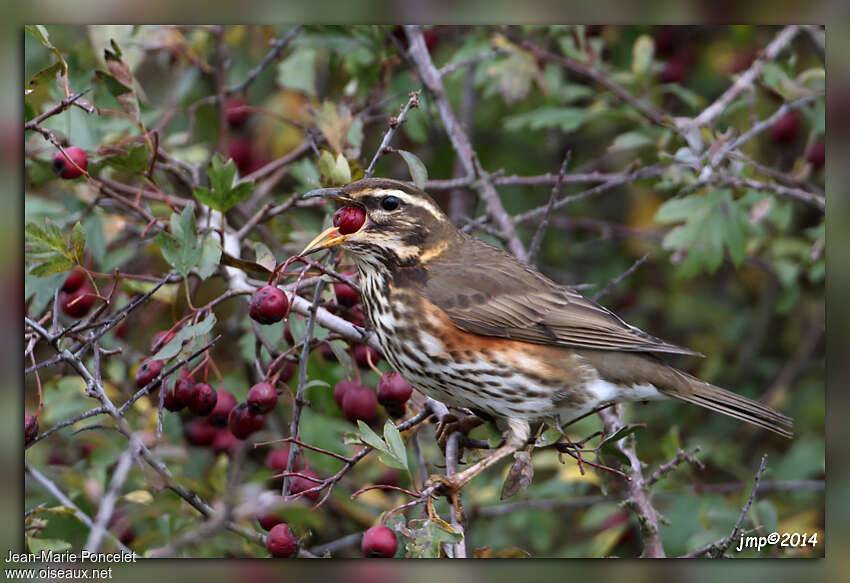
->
528;152;571;266
592;254;649;303
710;454;769;558
364;90;421;178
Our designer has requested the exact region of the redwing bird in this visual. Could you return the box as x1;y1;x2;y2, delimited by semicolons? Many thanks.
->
301;178;792;490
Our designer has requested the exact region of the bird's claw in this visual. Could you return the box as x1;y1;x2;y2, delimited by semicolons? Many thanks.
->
435;413;483;451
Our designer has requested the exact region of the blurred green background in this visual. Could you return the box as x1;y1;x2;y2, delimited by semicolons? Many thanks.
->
4;1;847;581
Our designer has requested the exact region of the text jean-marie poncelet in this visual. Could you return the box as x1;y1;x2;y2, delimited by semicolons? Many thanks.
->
5;549;138;563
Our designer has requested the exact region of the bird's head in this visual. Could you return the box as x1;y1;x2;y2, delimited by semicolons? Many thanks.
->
300;178;457;269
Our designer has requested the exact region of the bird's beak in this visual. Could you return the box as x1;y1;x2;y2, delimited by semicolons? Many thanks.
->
299;225;347;256
301;187;349;203
299;187;361;256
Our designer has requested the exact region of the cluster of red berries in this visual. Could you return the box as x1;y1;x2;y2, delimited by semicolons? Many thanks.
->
333;371;414;424
59;269;96;318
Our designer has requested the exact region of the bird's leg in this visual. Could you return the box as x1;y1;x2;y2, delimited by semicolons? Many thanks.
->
428;419;529;493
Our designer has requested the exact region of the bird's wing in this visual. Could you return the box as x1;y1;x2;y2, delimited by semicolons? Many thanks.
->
422;235;701;356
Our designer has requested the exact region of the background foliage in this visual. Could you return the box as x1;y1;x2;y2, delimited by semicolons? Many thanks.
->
24;25;824;558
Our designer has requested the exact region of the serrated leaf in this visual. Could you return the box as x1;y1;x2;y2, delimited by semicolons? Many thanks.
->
357;420;389;453
70;221;86;263
383;420;409;473
405;518;463;558
396;150;428;190
196;234;221;280
156;208;203;277
29;256;74;276
331;152;351;185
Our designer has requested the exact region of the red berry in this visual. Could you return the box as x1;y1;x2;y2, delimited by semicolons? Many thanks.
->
52;146;87;179
227;137;260;175
188;383;218;416
266;523;297;557
229;403;265;439
225;97;248;127
342;384;377;424
270;359;295;383
659;57;689;83
806;139;825;169
211;428;242;455
249;286;288;325
135;359;163;388
333;205;366;235
61;269;85;293
247;382;278;414
25;414;39;446
184;419;218;446
353;344;382;368
346;307;366;327
770;111;801;144
334;272;359;307
333;379;359;408
377;372;413;408
207;390;237;426
258;511;284;532
110;510;135;546
164;376;194;412
265;447;295;471
289;468;320;502
150;330;175;353
320;342;337;361
361;525;398;558
60;284;96;318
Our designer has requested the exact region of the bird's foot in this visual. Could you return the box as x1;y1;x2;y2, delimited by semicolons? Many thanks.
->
435;413;483;451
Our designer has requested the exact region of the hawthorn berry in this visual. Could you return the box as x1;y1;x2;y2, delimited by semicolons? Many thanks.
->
353;344;382;368
211;428;241;455
225;96;248;127
377;372;413;417
25;414;38;446
227;136;260;175
247;382;278;414
207;390;237;426
289;468;320;502
342;384;377;424
258;510;284;532
183;419;218;446
135;359;164;388
333;379;359;408
163;375;194;412
270;359;295;383
266;523;297;557
264;447;293;472
770;111;801;144
61;269;85;293
150;330;175;353
806;139;825;169
52;146;87;179
229;403;264;439
188;383;218;416
333;273;359;307
61;284;95;318
333;205;366;235
361;525;398;558
249;286;288;325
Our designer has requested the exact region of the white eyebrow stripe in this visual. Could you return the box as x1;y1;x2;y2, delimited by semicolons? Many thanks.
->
367;188;443;220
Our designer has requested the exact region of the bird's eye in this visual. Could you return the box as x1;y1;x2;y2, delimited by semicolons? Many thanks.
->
381;195;400;211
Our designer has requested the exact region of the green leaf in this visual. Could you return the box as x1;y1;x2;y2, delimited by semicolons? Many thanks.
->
327;339;355;380
504;107;593;133
396;150;428;190
609;131;654;152
655;190;751;276
277;48;317;97
29;256;74;276
197;234;221;280
484;51;539;105
27;536;72;555
331;152;351;185
404;518;463;558
103;145;149;173
357;420;388;453
155;207;203;277
383;420;409;473
152;313;217;361
192;155;254;213
70;221;86;263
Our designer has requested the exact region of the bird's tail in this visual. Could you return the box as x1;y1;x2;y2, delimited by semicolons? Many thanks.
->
663;371;793;438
